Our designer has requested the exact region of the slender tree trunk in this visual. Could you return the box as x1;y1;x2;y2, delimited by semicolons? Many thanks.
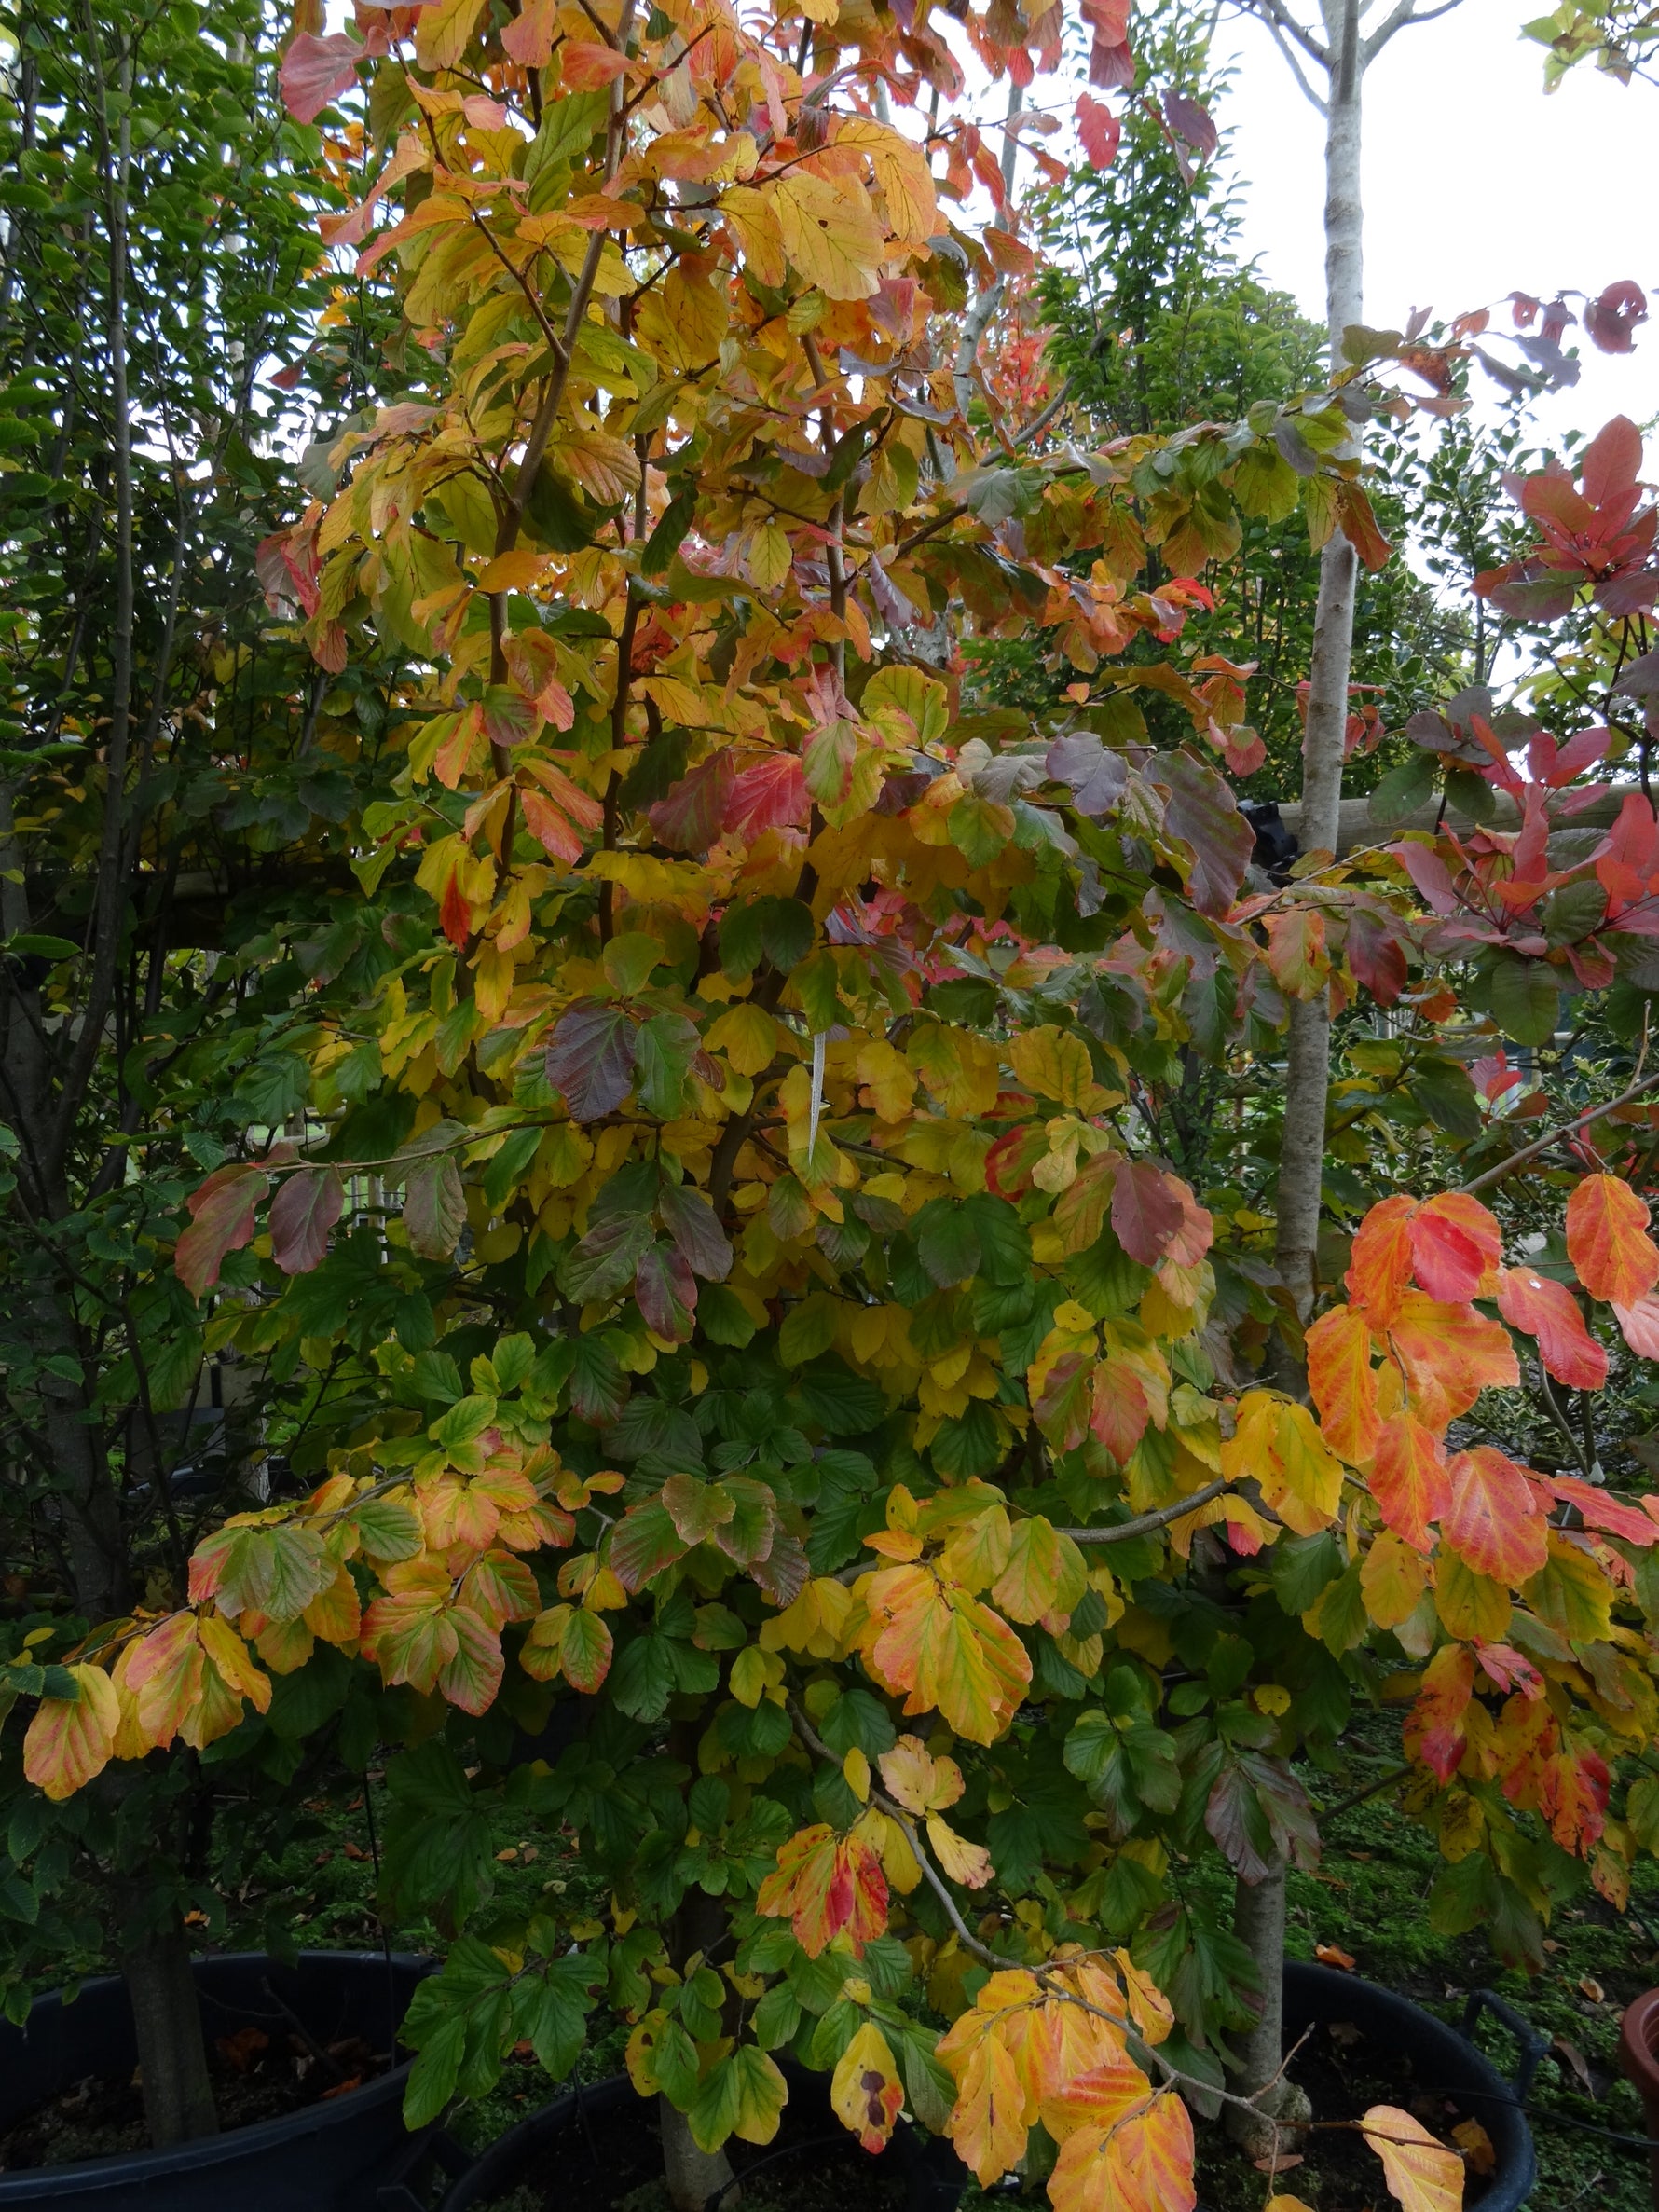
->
1272;0;1363;1351
1225;1859;1309;2150
661;2097;735;2212
1250;0;1365;2133
116;1900;221;2150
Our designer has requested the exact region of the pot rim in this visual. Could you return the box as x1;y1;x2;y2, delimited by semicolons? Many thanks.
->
0;1950;432;2199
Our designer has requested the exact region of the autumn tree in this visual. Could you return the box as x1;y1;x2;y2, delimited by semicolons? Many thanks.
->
12;3;1659;2211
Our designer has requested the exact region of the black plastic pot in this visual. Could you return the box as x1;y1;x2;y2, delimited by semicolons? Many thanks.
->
0;1949;433;2210
430;2060;966;2212
1283;1961;1542;2212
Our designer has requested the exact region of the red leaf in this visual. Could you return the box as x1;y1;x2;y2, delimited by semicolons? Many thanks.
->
440;871;473;950
1584;282;1648;355
724;753;808;837
280;32;362;123
1548;1473;1658;1546
559;38;631;86
649;754;736;852
176;1165;267;1298
1075;94;1120;170
1346;909;1408;1005
520;788;586;863
1445;1447;1549;1583
1475;1642;1543;1698
1110;1159;1183;1265
1407;1193;1502;1303
1495;1268;1608;1389
1405;1642;1474;1783
270;1166;345;1277
1583;416;1643;508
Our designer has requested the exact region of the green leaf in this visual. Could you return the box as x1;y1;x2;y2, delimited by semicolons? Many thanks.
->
1488;953;1560;1046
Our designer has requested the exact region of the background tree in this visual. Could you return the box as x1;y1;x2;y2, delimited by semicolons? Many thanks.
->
0;0;399;2144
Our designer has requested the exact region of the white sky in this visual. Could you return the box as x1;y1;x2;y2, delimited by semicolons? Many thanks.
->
1209;0;1658;445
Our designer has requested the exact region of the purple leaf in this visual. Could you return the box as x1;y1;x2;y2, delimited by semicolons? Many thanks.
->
648;754;736;852
1153;749;1255;917
1162;89;1217;159
634;1243;697;1342
659;1181;733;1281
546;1000;639;1121
270;1166;344;1276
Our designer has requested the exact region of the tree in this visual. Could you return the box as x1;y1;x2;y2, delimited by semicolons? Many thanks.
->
13;7;1659;2212
0;0;388;2146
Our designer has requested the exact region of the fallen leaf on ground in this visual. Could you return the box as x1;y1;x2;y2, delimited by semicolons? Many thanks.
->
1580;1975;1606;2003
1453;2119;1496;2175
1317;1944;1357;1971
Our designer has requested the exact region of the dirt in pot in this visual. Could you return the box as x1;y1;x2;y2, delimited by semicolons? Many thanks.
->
475;2091;914;2212
0;2026;391;2170
1193;2017;1492;2212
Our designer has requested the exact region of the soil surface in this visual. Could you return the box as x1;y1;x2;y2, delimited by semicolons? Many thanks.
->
475;2089;920;2212
0;2026;390;2171
1192;2012;1491;2212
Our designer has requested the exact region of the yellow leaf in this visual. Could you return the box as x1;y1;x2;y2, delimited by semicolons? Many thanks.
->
22;1664;121;1801
770;172;884;300
730;1643;769;1707
831;2022;904;2153
706;1003;779;1078
857;1037;915;1121
843;1745;871;1801
415;0;485;68
1361;2105;1463;2212
1008;1025;1095;1109
747;519;793;592
835;117;938;243
878;1732;964;1814
1361;1530;1430;1630
926;1811;994;1889
719;185;786;288
478;549;550;593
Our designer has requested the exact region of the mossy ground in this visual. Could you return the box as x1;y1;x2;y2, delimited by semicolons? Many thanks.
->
193;1745;1659;2209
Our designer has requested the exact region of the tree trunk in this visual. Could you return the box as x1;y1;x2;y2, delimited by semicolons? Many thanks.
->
1272;0;1364;1360
117;1909;220;2148
1226;1859;1310;2152
661;2095;735;2212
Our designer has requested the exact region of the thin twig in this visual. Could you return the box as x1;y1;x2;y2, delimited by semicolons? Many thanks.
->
1458;1067;1659;1197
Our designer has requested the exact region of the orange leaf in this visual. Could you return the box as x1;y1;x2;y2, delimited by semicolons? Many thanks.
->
1360;2104;1462;2212
1306;1303;1379;1463
1567;1174;1659;1305
1347;1193;1415;1327
858;1564;1030;1745
1444;1447;1549;1583
1389;1292;1518;1428
1405;1642;1474;1783
1370;1413;1450;1553
1049;2087;1196;2212
1315;1943;1357;1970
946;2027;1027;2186
478;549;550;594
1496;1268;1607;1389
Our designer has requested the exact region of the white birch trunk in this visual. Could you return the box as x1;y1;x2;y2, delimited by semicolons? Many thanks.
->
1273;0;1363;1340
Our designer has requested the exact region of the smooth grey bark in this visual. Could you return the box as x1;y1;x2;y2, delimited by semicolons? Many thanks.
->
1225;1859;1309;2150
1272;0;1362;1350
661;2097;736;2212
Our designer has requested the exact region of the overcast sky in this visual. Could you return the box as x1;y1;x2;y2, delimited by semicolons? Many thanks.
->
1208;0;1656;446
